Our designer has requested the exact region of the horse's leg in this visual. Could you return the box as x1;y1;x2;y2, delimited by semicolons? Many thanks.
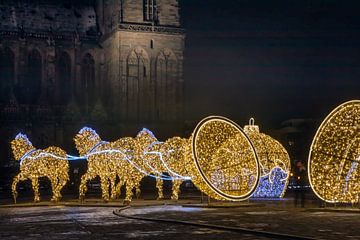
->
79;172;96;203
12;173;25;204
54;176;67;202
135;181;141;199
115;177;124;199
156;178;164;200
50;177;59;202
110;175;117;200
124;180;136;205
171;179;183;201
31;177;40;203
53;176;67;202
100;176;110;202
131;174;141;200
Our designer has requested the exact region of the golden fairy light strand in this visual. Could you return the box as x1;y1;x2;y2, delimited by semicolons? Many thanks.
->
308;100;360;203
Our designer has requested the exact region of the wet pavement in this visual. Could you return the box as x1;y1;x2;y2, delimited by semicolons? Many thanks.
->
119;204;360;239
0;201;360;240
0;205;274;240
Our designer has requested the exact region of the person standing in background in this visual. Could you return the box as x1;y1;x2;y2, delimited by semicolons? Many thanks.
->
294;161;307;207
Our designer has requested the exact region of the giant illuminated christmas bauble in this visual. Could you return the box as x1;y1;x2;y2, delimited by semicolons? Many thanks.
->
191;116;260;201
243;118;290;198
309;100;360;203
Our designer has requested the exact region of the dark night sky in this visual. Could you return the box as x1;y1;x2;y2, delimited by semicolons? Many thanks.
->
180;0;360;130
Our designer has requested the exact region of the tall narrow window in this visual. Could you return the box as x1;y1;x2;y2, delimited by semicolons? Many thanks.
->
143;0;157;22
24;49;42;104
0;47;14;103
80;53;95;114
56;52;72;105
126;49;148;121
156;50;177;120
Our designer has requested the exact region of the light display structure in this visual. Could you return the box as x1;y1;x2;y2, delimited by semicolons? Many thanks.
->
243;118;291;198
144;136;191;200
191;116;260;201
10;116;291;203
308;100;360;203
74;127;149;203
74;127;190;203
11;134;69;203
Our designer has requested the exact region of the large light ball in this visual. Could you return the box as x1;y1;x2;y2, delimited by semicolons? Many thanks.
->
309;100;360;203
244;118;291;198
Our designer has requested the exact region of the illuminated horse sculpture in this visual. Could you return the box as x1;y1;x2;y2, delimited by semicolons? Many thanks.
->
75;127;146;203
145;136;192;200
11;133;69;203
75;127;191;203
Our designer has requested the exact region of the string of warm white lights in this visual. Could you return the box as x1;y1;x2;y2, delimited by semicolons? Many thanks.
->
308;100;360;203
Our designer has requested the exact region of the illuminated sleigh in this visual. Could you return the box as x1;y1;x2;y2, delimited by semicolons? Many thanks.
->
155;116;290;201
11;133;69;203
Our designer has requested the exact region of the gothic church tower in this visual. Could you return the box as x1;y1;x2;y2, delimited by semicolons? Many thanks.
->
0;0;184;165
98;0;185;128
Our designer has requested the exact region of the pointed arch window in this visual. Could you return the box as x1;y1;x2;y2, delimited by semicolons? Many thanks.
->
0;47;15;103
156;50;177;120
56;52;72;105
80;53;95;114
25;49;42;104
126;49;148;120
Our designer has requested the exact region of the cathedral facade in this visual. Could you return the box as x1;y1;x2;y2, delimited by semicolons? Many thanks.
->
0;0;185;164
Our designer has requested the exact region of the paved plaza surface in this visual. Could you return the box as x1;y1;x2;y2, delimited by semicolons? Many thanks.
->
0;199;360;240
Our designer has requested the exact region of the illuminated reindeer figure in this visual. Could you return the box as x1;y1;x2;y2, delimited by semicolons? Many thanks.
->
11;133;69;203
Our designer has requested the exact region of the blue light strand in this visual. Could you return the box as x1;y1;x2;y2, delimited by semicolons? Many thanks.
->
344;161;358;193
19;149;37;165
251;166;288;198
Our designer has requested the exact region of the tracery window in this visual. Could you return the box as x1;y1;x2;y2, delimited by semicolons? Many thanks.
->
143;0;158;22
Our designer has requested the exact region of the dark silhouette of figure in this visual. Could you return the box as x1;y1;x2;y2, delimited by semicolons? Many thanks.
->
294;161;307;207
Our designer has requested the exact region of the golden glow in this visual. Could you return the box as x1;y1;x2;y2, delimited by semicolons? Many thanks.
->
74;128;144;203
10;115;292;204
191;116;260;201
244;118;291;198
308;100;360;203
11;134;69;203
